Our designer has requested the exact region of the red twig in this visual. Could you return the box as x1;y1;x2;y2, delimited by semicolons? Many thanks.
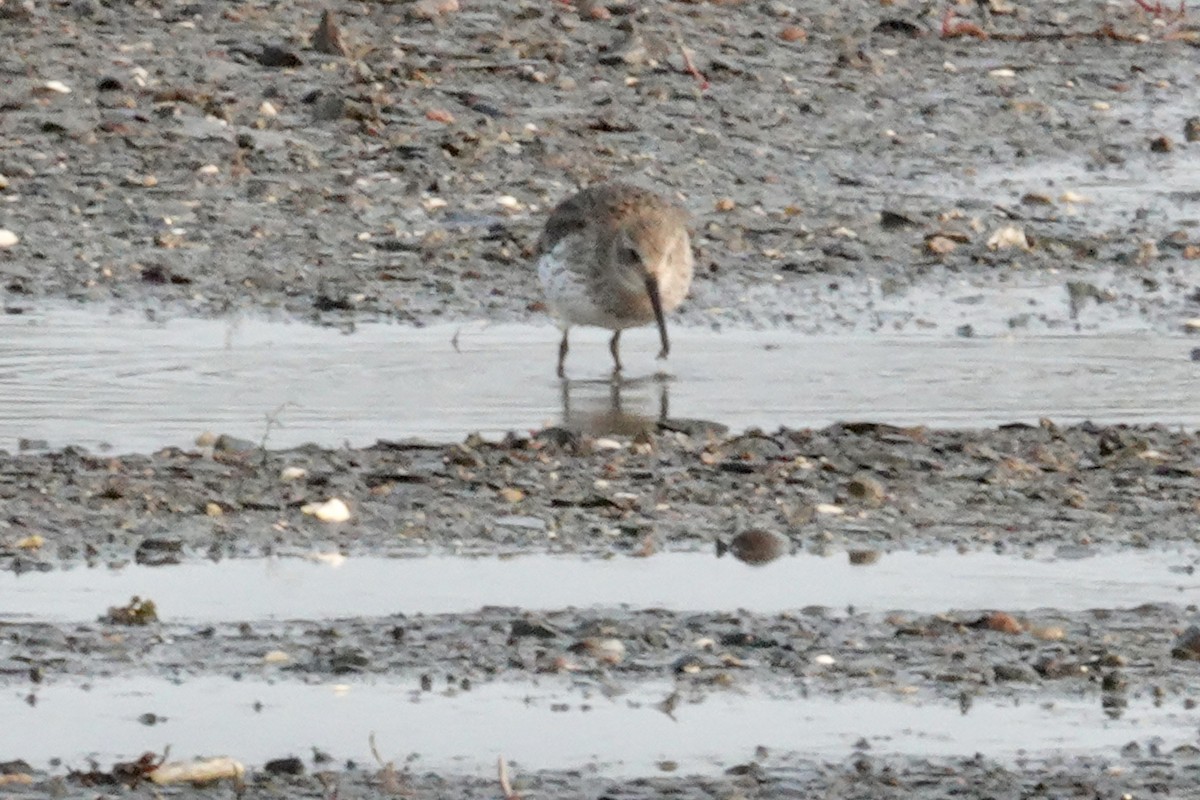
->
940;7;989;39
680;46;709;91
1134;0;1186;17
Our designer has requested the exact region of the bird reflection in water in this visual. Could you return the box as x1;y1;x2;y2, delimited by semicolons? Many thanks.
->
558;374;670;438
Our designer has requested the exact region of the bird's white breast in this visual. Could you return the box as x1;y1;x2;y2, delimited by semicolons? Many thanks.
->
538;239;629;330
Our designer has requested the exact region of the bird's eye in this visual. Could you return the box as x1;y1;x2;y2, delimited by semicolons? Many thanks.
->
621;247;641;264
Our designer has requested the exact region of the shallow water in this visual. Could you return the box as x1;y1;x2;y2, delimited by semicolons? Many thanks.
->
0;306;1194;453
3;549;1197;623
2;676;1192;775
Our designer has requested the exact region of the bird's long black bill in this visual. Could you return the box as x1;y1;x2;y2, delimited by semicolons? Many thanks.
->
646;276;669;360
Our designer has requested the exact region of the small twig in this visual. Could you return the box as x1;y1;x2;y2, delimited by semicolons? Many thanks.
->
940;7;988;39
669;23;709;91
369;732;386;767
451;327;462;354
368;733;407;796
259;402;296;453
497;756;520;800
1134;0;1186;18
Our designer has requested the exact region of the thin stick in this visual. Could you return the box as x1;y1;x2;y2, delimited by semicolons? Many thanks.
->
670;23;709;91
497;756;520;800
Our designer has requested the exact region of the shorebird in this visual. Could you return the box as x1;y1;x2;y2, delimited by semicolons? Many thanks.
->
536;182;694;378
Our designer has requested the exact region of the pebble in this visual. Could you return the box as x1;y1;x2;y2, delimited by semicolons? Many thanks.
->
986;225;1031;251
925;235;957;255
408;0;459;20
847;549;881;565
150;758;245;786
0;230;19;249
1171;625;1200;660
1150;135;1173;153
497;487;525;503
720;528;788;565
213;434;255;453
301;498;352;523
1030;625;1066;641
135;537;183;566
280;466;307;481
570;637;626;664
975;611;1024;634
263;757;304;776
845;475;885;506
493;515;546;531
993;663;1039;682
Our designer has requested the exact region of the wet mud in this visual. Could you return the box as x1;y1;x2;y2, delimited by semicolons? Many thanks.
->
3;0;1200;796
1;0;1199;333
2;421;1200;795
1;422;1197;570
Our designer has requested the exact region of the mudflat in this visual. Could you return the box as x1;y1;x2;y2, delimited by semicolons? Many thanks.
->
2;0;1199;797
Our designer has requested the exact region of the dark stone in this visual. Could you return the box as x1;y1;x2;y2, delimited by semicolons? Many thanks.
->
134;537;183;566
264;756;305;776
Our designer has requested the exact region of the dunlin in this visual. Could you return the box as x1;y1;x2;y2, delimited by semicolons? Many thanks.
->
536;182;694;377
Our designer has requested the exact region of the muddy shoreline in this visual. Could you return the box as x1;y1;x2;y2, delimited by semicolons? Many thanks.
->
2;421;1197;571
4;0;1200;795
4;421;1200;792
3;0;1199;333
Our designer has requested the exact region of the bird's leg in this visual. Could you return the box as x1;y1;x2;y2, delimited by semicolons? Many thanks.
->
557;329;570;379
609;330;623;374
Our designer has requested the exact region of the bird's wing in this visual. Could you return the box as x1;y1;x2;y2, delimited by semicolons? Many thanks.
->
537;188;596;256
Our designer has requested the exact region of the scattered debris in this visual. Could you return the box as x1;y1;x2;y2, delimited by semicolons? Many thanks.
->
149;757;245;786
301;498;352;523
987;225;1031;251
102;596;159;626
312;9;348;56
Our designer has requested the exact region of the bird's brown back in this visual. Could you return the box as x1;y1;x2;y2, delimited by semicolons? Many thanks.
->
537;183;688;257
